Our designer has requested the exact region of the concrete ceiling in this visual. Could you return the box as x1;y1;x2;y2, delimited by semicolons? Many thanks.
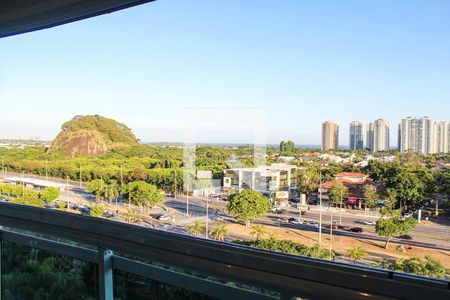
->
0;0;156;38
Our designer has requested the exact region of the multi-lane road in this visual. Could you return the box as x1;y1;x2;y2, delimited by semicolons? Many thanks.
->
1;172;449;251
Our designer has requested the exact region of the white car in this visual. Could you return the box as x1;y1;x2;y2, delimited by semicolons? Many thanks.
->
158;214;170;221
363;221;376;225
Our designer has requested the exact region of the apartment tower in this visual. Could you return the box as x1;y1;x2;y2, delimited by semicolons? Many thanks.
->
367;119;389;152
401;117;450;154
349;121;364;150
321;121;339;151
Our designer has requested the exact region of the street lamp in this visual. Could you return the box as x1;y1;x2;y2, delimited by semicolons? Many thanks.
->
318;170;323;246
329;211;333;261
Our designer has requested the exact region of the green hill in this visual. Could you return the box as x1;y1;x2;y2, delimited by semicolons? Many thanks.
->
49;115;139;157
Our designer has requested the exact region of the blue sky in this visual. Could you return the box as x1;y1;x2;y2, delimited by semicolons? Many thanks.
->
1;0;449;145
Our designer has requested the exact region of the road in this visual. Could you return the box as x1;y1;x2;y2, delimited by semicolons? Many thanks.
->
1;171;449;251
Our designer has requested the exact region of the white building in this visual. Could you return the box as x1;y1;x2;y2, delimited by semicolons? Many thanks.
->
349;121;364;150
223;163;298;195
400;117;449;154
367;119;389;152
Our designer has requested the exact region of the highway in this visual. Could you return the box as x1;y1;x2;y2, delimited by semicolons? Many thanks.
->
1;172;449;251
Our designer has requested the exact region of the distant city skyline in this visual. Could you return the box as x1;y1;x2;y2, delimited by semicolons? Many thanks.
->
1;1;450;145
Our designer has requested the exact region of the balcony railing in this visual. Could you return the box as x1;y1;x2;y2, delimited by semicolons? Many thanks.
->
0;202;448;300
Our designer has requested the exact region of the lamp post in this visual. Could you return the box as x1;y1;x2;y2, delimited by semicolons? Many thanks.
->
329;211;333;260
318;170;322;246
205;197;209;239
339;187;343;226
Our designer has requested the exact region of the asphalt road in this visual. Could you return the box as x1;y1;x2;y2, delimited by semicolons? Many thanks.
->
1;172;449;251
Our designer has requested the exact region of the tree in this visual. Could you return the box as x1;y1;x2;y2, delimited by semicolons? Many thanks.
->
124;208;136;224
124;181;164;212
386;167;425;209
227;190;271;226
104;181;119;203
279;140;295;155
297;165;320;197
87;179;105;201
234;239;335;260
384;256;446;279
90;204;104;217
328;180;348;207
250;224;267;240
187;221;206;237
210;222;228;241
375;211;417;249
40;187;60;202
363;184;378;210
346;247;367;264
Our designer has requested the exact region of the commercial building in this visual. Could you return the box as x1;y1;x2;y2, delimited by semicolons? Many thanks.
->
321;121;339;151
349;121;364;150
400;117;449;154
367;118;389;152
223;163;298;196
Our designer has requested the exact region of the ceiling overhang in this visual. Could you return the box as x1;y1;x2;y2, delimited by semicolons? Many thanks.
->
0;0;156;38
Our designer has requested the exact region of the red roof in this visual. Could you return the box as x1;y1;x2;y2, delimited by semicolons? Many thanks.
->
335;172;367;178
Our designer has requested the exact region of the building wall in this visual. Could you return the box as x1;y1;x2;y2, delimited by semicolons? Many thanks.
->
321;121;339;151
349;121;364;150
400;117;449;154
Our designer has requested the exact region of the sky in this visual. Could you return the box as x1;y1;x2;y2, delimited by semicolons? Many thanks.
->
1;0;449;146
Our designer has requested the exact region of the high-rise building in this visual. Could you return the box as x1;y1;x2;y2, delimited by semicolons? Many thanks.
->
366;119;389;152
366;122;374;151
321;121;339;151
349;121;364;150
401;117;449;154
437;121;450;153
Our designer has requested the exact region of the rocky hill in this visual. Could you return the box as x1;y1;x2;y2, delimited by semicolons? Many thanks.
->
49;115;139;157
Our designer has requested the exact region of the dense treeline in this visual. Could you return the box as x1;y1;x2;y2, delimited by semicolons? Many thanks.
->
0;145;260;193
235;238;335;260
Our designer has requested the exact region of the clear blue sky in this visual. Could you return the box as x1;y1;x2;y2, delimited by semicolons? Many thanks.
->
1;0;449;146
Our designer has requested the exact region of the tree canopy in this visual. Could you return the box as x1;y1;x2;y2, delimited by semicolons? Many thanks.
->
227;190;271;226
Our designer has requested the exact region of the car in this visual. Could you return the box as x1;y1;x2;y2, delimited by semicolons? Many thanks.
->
305;222;319;228
288;217;303;225
397;234;413;240
157;214;170;221
349;227;363;233
363;221;376;226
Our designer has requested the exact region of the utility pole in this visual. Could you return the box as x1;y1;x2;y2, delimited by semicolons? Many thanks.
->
319;170;322;246
45;160;48;181
205;197;209;239
2;157;4;176
186;181;190;217
435;199;439;216
329;212;334;260
22;170;25;197
79;163;82;188
128;182;131;209
120;165;123;189
339;187;343;226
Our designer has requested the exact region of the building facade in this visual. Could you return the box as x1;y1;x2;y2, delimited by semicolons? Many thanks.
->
321;121;339;151
400;117;450;154
223;163;298;195
366;119;389;152
349;121;364;150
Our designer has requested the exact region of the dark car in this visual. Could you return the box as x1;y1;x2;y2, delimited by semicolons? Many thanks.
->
397;234;413;240
349;227;363;233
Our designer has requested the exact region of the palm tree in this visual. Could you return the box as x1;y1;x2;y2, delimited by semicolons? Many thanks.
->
187;220;206;237
210;222;228;241
346;247;367;264
124;208;136;224
250;224;266;240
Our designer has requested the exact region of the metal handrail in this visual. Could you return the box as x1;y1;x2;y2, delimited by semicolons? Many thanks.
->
0;202;448;300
